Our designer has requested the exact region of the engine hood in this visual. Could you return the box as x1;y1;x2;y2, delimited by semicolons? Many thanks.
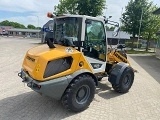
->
28;44;79;59
22;44;82;81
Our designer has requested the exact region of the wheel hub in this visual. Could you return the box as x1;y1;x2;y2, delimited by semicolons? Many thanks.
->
123;74;131;86
76;85;90;104
78;88;85;98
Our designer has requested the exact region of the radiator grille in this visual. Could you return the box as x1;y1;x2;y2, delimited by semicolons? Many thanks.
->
44;57;73;78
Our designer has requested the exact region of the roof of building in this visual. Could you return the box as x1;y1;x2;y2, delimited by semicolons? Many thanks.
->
0;26;13;32
106;31;130;39
8;28;41;33
153;8;160;14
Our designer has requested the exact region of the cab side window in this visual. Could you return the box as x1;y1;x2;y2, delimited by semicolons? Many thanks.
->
84;20;106;61
86;20;105;41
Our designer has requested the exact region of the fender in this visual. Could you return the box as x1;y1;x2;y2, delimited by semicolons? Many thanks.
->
108;62;131;85
66;69;98;86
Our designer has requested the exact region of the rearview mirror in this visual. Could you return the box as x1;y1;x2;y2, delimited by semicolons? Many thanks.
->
113;26;120;37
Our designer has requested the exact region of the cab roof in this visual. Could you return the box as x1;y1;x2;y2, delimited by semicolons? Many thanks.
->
54;14;105;23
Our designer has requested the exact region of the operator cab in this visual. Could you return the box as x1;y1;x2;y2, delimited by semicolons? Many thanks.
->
47;13;119;74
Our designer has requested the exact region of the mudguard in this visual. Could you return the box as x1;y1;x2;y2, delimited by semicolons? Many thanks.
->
108;62;130;85
66;69;98;86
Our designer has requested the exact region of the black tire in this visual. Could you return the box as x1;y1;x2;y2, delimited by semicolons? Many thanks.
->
112;67;134;93
61;74;95;112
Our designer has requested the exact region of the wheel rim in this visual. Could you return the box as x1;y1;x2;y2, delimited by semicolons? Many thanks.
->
76;85;90;104
122;74;131;87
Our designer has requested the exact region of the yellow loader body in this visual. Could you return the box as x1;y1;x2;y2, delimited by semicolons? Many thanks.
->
22;44;92;81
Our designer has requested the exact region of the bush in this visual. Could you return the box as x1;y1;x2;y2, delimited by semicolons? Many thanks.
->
125;42;142;48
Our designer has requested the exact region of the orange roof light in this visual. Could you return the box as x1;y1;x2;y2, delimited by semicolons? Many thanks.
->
47;12;54;18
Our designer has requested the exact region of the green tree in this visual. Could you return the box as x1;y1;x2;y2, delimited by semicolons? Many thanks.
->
0;20;10;26
109;26;115;30
36;27;42;29
121;0;152;50
55;0;77;15
120;25;126;31
76;0;105;16
0;20;26;28
27;24;36;29
141;5;160;51
106;26;110;30
55;0;106;17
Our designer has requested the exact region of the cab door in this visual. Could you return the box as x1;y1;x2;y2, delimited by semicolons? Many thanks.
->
83;19;107;73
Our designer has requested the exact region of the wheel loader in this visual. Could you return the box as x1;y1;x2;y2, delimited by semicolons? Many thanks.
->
18;13;135;112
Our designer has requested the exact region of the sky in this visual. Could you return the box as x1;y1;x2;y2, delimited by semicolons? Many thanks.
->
0;0;159;28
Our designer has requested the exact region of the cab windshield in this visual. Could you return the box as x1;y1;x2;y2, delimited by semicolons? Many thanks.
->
53;17;80;44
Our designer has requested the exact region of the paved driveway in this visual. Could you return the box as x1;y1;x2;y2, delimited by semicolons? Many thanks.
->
130;54;160;84
0;37;160;120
